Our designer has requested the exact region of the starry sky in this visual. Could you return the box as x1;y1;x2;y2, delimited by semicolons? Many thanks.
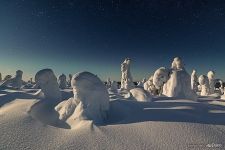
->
0;0;225;81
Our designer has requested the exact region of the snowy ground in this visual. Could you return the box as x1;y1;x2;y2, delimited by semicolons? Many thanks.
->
1;89;225;150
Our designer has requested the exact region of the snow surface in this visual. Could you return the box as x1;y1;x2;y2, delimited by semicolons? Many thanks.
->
1;87;225;150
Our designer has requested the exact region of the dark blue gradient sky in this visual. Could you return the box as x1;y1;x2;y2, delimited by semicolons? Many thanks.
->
0;0;225;81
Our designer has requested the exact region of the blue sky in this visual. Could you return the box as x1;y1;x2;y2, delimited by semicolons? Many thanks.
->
0;0;225;81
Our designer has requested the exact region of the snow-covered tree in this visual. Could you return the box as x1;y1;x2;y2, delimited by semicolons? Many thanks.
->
68;74;73;87
219;80;224;95
58;74;67;89
153;57;197;100
137;78;147;87
108;80;118;93
3;75;12;81
35;69;61;100
55;71;109;124
207;71;215;94
120;58;134;90
153;67;170;95
198;75;210;96
0;70;23;89
191;69;198;92
144;76;157;95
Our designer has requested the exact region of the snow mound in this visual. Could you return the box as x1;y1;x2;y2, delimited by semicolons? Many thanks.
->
130;88;152;102
35;69;61;100
55;71;109;125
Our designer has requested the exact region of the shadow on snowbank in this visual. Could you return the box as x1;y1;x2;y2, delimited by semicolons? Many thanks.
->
28;90;73;129
106;97;225;126
0;91;37;107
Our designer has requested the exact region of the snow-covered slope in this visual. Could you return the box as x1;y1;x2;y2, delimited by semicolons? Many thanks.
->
1;89;225;150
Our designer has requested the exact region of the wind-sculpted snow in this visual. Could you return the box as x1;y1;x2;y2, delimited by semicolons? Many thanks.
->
55;71;109;125
1;88;225;150
35;69;61;100
130;88;152;102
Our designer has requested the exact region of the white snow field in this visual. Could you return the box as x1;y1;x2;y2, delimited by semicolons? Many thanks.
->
1;87;225;150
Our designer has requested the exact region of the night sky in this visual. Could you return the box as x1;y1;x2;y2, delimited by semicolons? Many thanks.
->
0;0;225;81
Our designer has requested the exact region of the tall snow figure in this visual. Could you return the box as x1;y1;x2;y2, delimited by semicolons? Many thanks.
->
106;77;111;88
55;71;109;124
198;75;210;96
58;74;67;89
12;70;23;88
163;57;197;100
35;69;61;100
68;74;72;87
120;58;134;90
191;69;198;92
219;80;224;95
207;71;215;94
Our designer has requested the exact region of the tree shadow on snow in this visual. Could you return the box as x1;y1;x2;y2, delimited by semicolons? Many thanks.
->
105;98;225;126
